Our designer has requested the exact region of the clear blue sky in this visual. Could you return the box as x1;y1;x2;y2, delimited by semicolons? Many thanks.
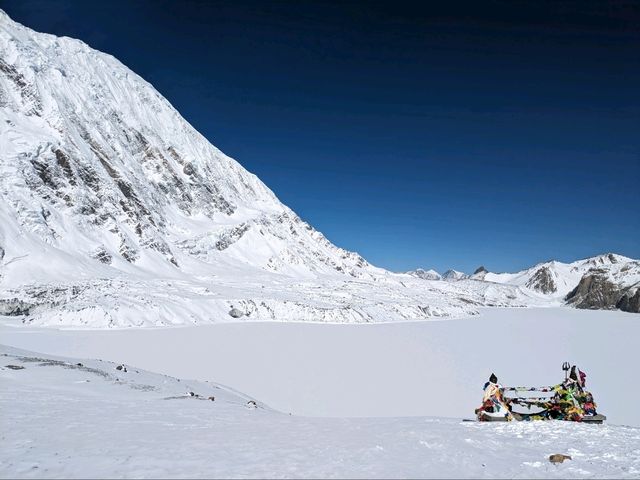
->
3;0;639;273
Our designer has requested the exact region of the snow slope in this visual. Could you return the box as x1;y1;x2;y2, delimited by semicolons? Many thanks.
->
2;344;639;479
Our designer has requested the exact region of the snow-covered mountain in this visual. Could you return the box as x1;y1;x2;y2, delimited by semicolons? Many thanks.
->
483;253;640;312
1;11;537;327
414;254;639;313
0;12;636;327
442;269;469;281
0;10;378;282
407;268;442;280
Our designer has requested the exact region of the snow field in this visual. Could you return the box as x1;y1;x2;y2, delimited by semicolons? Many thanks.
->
2;344;639;479
2;307;638;425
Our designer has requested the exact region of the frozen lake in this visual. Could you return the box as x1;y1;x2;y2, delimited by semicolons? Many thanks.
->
1;307;638;426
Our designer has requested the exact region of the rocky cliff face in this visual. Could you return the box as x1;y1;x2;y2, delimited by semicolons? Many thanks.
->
565;270;640;313
525;266;557;294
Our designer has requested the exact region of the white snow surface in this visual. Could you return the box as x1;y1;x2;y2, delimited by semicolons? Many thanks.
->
2;342;640;479
2;307;639;426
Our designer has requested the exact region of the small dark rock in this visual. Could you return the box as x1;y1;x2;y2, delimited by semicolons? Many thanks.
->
208;396;215;401
6;364;25;370
76;363;83;367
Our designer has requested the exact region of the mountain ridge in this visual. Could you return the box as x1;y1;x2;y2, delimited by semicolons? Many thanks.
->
408;252;640;313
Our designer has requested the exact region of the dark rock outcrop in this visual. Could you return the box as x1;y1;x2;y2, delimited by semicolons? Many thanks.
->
565;270;639;313
526;266;557;294
616;289;640;313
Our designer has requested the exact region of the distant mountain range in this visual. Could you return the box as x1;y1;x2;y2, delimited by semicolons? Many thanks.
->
407;253;640;313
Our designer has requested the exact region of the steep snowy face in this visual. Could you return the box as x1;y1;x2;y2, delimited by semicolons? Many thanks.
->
3;12;509;327
0;10;375;285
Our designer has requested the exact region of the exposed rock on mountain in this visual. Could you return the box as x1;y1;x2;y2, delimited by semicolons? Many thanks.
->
565;270;640;313
407;268;442;280
616;289;640;314
412;254;639;313
525;266;557;294
442;270;469;281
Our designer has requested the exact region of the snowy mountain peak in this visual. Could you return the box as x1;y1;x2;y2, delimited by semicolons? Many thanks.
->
442;269;469;281
407;268;442;280
409;253;639;313
2;12;506;327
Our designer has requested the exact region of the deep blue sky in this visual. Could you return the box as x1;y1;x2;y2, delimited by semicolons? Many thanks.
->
3;0;639;273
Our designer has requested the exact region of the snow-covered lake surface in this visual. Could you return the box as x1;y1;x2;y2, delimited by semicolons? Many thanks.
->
1;307;638;426
2;341;639;479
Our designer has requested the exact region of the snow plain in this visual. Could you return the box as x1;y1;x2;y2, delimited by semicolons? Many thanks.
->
2;334;640;479
2;307;638;427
